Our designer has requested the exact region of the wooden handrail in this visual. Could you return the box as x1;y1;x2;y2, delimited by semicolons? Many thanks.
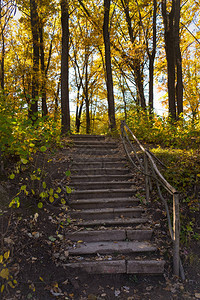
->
120;120;184;279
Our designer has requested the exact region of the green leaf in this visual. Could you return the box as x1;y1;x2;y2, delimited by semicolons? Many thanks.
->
49;195;54;203
54;193;59;199
38;202;43;209
40;146;47;152
56;187;62;193
49;188;54;195
20;185;27;191
66;186;72;194
29;143;35;147
61;198;66;205
42;182;46;189
10;173;15;180
48;236;56;242
21;158;28;164
65;170;71;177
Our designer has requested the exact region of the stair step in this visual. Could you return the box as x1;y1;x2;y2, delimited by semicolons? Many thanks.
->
65;260;126;274
74;143;118;149
67;229;153;242
70;174;133;183
127;260;165;274
68;241;156;255
70;197;140;209
71;157;127;162
71;168;130;175
74;150;119;155
71;135;106;140
70;207;144;220
71;162;126;169
64;260;165;274
71;189;137;199
71;181;134;190
74;217;148;227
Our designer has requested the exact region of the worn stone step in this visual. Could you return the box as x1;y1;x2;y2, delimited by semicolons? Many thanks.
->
68;241;156;255
64;259;165;274
74;143;118;149
71;157;127;163
71;134;106;141
71;168;130;176
74;217;148;227
71;162;127;169
65;260;126;274
70;207;145;220
71;181;134;190
74;149;119;155
67;229;153;242
70;197;139;209
70;174;133;183
71;189;137;200
127;260;165;274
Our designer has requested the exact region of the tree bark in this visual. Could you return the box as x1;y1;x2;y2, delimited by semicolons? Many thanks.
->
174;0;183;116
162;0;183;120
39;24;48;117
29;0;40;121
103;0;116;131
162;0;176;120
61;0;70;134
148;0;157;114
85;48;90;134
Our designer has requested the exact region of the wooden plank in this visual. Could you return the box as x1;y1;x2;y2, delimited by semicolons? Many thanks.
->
65;260;126;274
69;241;156;255
127;260;165;274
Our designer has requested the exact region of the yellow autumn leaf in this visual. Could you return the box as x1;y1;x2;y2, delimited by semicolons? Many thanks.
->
4;251;10;260
8;281;15;288
1;284;5;293
0;255;3;264
0;268;9;280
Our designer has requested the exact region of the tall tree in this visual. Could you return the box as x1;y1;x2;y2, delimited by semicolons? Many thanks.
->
162;0;183;120
103;0;116;131
29;0;40;121
61;0;70;133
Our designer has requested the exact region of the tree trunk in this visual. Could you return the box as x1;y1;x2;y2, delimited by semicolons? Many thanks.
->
39;24;48;117
174;0;183;116
85;49;90;134
0;0;4;92
103;0;116;131
162;0;176;120
29;0;40;121
61;0;70;134
148;0;157;115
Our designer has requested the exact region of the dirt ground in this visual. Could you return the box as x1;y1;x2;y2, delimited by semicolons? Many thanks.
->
0;145;200;300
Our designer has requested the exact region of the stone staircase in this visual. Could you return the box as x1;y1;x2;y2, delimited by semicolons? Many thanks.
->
65;135;165;274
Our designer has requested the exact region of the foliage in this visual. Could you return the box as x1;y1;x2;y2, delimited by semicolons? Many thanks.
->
126;107;200;149
0;93;61;161
0;250;17;294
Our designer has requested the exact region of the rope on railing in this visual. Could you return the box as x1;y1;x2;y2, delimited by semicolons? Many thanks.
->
120;120;185;280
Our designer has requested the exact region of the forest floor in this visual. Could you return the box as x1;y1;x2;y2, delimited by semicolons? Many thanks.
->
0;141;200;300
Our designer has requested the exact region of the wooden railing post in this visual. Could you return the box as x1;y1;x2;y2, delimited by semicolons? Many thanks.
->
144;152;149;204
173;192;180;276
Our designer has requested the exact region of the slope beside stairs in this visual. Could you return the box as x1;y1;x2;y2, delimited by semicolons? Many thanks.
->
65;135;165;274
